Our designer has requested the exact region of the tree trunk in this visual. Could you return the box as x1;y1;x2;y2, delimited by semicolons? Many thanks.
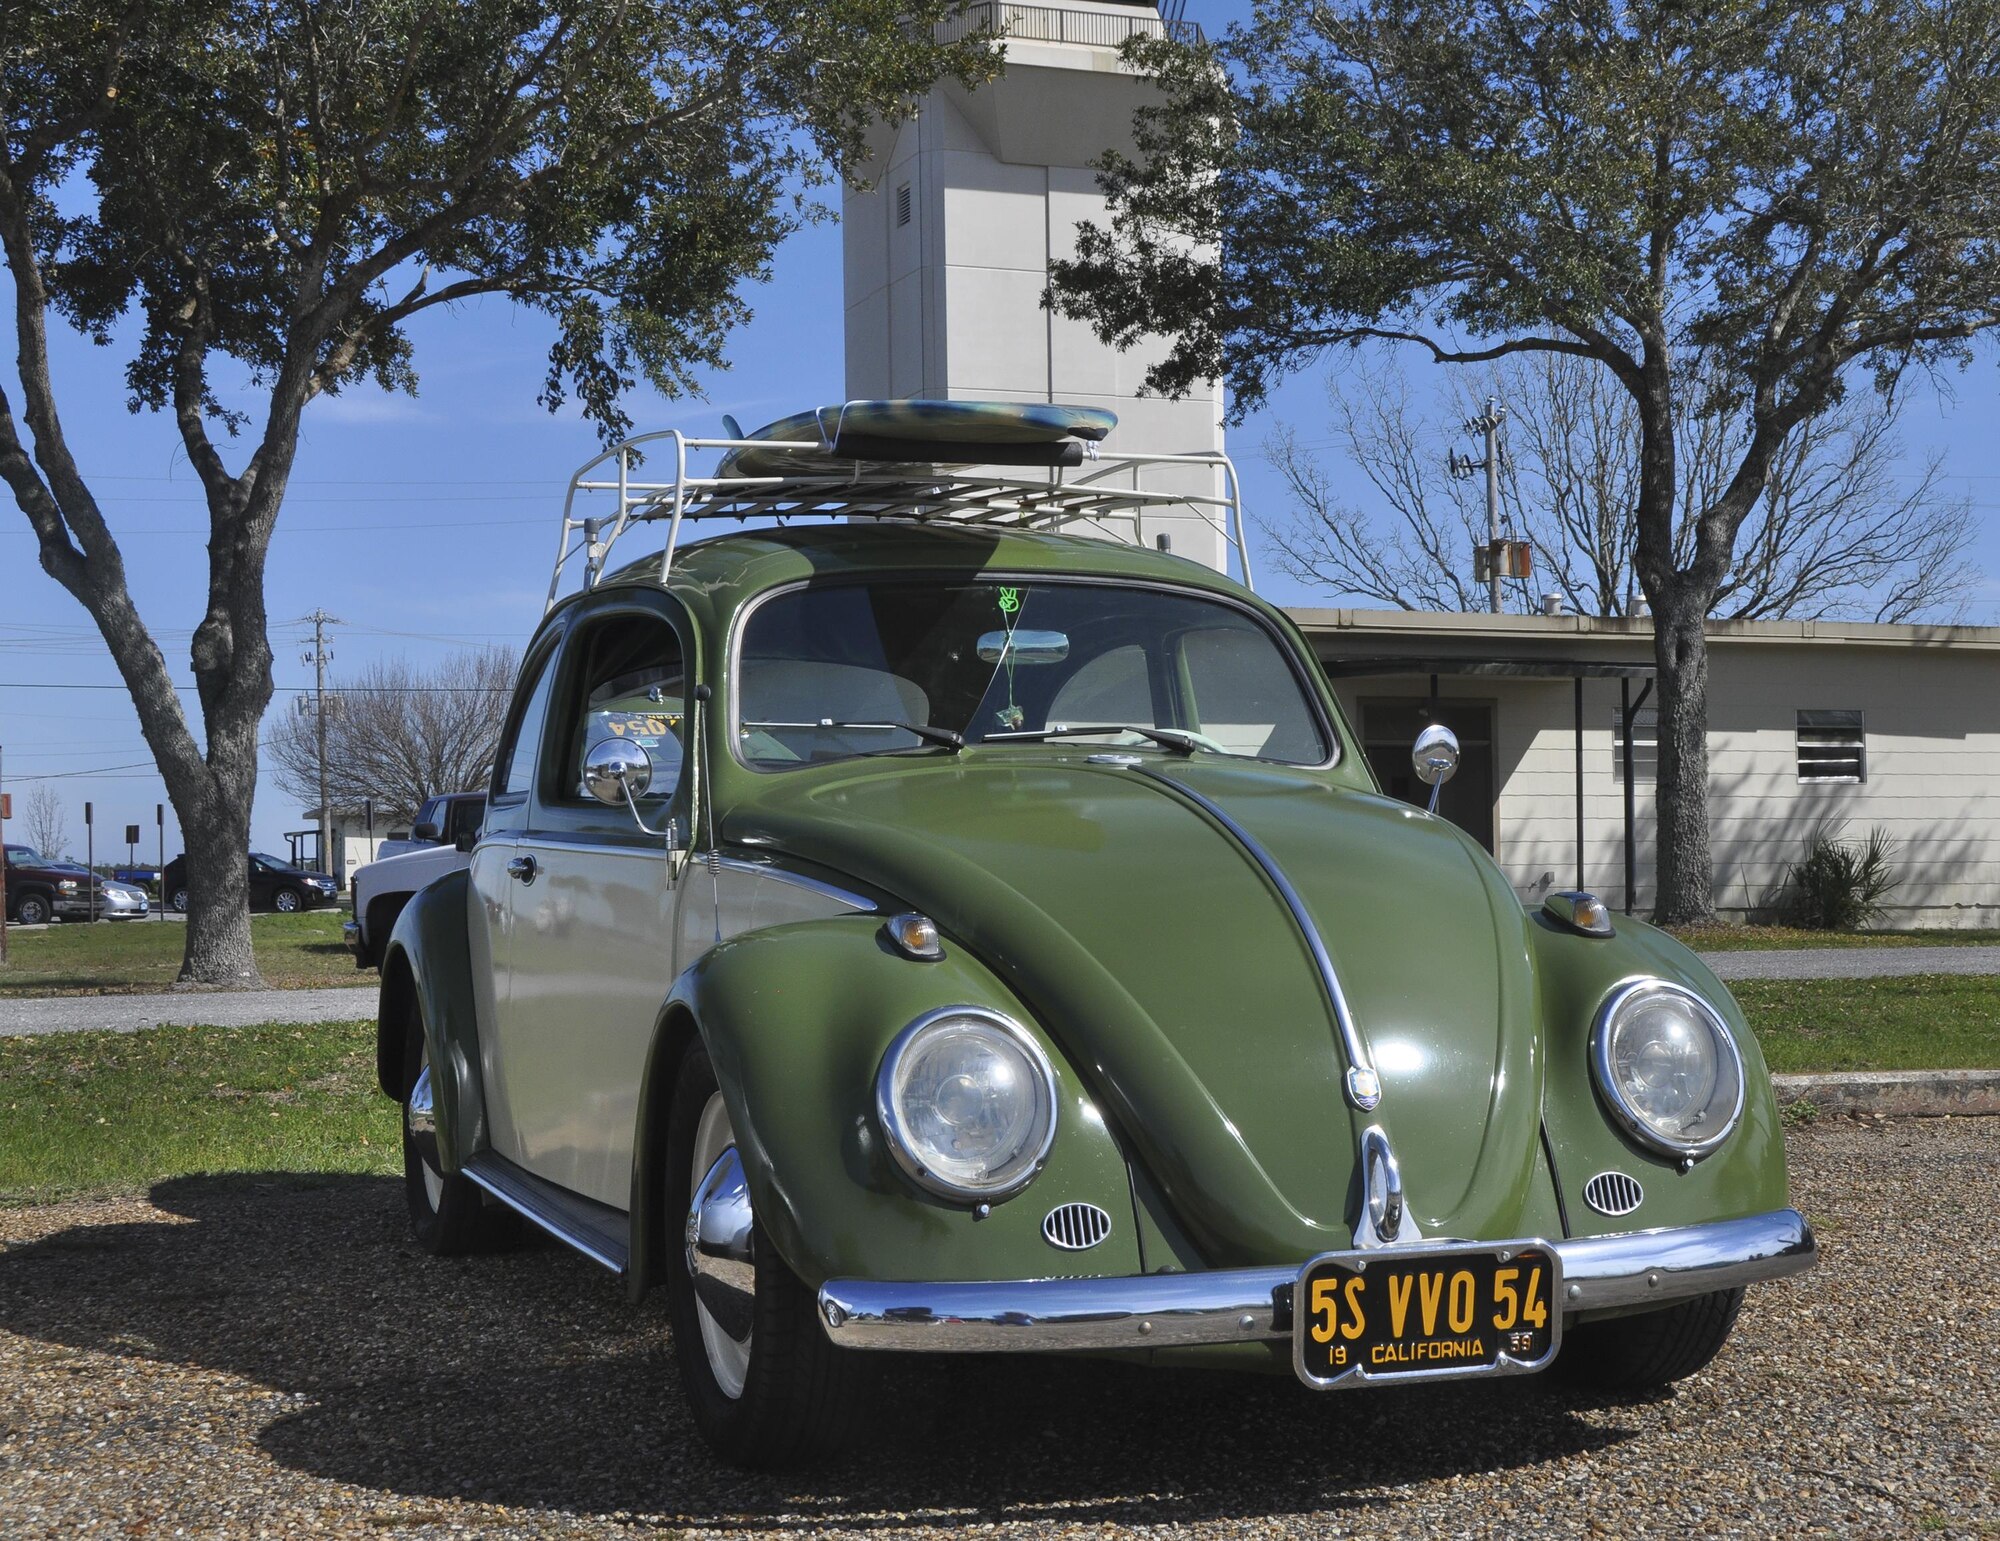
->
1650;592;1715;925
176;785;260;986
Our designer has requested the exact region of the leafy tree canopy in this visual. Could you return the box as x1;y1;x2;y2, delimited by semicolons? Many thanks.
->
1051;0;2000;924
1057;0;2000;424
0;0;993;982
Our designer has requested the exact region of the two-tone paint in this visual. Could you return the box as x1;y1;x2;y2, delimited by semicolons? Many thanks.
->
377;521;1805;1370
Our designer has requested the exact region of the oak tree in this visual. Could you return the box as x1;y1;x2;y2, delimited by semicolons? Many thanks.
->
1050;0;2000;923
2;0;992;981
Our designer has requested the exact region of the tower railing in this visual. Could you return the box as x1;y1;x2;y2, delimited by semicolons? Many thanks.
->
939;2;1204;48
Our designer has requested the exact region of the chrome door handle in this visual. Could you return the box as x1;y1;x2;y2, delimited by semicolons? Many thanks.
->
506;855;538;885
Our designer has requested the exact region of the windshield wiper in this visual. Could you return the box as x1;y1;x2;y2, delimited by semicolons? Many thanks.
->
981;724;1201;754
746;719;964;751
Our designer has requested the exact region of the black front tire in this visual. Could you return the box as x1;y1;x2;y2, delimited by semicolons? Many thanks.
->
1557;1288;1744;1392
400;1008;492;1255
169;887;189;913
664;1043;868;1468
273;887;302;913
15;894;51;926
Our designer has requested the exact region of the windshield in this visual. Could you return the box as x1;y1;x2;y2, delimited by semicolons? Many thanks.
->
251;852;297;871
4;845;45;864
738;580;1332;769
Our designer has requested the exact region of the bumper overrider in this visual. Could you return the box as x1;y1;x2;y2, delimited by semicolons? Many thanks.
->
815;1208;1815;1354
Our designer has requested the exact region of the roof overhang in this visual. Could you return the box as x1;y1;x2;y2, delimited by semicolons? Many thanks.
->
1316;656;1654;680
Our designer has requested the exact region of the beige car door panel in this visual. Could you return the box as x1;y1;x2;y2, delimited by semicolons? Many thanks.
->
500;836;675;1206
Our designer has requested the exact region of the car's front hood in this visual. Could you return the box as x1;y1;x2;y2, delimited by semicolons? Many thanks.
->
732;755;1546;1267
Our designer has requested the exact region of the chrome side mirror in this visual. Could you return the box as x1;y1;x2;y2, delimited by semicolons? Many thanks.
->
1411;724;1460;814
583;738;673;842
584;737;653;804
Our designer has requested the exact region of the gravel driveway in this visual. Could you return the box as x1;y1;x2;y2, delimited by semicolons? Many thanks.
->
1;1118;1994;1539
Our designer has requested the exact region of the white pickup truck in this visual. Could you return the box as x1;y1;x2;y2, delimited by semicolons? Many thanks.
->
344;792;484;969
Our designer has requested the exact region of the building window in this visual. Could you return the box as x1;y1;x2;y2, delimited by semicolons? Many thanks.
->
1797;709;1866;784
1612;706;1657;783
895;183;912;227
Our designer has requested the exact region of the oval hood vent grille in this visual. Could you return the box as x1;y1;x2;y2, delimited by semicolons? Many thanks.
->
1042;1202;1112;1251
1582;1171;1644;1217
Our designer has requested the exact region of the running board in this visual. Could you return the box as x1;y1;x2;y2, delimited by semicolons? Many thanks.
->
462;1154;631;1275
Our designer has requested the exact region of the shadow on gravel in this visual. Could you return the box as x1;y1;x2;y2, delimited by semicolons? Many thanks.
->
0;1174;1644;1530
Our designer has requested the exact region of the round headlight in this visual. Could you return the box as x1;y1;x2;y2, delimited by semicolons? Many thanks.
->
1591;979;1746;1160
875;1007;1058;1202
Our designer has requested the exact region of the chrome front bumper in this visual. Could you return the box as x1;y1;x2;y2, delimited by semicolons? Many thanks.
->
816;1207;1816;1353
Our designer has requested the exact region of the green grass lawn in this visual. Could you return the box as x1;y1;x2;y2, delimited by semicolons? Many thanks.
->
1674;924;2000;952
0;910;364;996
0;1019;397;1206
2;975;1995;1206
1734;974;2000;1073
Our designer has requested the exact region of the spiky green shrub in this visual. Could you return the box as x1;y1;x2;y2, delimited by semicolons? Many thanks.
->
1784;822;1899;931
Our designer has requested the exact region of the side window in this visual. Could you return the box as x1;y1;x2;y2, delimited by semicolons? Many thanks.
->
1048;644;1152;725
1182;625;1329;763
446;797;484;844
561;613;686;806
492;647;559;804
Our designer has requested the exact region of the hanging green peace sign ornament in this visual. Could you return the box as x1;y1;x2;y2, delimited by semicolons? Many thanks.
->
994;586;1028;729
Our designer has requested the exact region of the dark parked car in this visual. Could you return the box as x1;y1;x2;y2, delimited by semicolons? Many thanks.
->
163;851;339;914
3;843;133;924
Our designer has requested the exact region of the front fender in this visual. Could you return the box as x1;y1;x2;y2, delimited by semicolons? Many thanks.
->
1532;915;1789;1236
647;915;1142;1293
376;868;486;1174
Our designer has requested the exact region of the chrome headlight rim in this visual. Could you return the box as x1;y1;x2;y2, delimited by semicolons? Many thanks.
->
874;1005;1059;1204
1590;977;1746;1161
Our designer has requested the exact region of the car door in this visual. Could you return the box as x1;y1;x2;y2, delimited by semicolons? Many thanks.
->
488;595;688;1207
471;636;562;1167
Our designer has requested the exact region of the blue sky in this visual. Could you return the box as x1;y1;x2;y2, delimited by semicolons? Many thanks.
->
6;0;2000;862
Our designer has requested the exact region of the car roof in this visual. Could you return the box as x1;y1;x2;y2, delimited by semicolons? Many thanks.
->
589;521;1258;623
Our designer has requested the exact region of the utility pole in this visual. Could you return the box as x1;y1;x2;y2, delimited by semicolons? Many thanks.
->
1449;396;1511;614
298;610;343;880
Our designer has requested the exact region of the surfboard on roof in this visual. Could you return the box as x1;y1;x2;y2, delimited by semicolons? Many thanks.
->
717;399;1118;479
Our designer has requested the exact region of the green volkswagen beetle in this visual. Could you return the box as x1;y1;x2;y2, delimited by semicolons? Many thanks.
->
376;408;1814;1468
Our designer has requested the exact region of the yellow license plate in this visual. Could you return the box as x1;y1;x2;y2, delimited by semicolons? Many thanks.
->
1292;1242;1561;1388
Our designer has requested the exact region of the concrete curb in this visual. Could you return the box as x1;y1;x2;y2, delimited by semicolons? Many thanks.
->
1773;1069;2000;1118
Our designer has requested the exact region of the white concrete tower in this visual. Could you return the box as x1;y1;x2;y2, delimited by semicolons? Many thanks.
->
842;1;1230;572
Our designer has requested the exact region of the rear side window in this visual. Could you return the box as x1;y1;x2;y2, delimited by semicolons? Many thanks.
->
493;648;559;801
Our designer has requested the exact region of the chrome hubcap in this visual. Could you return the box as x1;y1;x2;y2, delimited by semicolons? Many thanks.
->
406;1048;443;1210
688;1091;752;1399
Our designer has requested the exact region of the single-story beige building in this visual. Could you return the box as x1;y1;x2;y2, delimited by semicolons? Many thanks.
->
1291;609;2000;928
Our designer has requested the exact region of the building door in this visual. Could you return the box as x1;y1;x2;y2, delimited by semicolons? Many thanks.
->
1361;698;1497;853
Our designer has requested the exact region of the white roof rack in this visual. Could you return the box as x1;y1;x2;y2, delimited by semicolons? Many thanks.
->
545;427;1253;612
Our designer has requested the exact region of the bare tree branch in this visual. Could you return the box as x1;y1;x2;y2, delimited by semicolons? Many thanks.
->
264;649;518;825
1268;355;1976;625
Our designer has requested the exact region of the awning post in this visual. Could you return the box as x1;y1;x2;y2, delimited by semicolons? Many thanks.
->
1574;674;1585;892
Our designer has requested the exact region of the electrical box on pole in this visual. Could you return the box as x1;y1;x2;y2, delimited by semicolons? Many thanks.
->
1448;397;1520;613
